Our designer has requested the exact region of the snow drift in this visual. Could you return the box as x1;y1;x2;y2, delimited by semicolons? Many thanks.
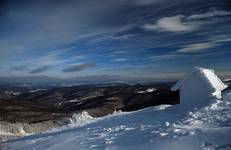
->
171;67;227;110
1;89;231;150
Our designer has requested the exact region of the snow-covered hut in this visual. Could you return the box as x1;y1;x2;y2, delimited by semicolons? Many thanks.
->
171;67;228;108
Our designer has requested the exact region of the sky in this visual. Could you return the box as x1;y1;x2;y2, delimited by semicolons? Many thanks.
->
0;0;231;82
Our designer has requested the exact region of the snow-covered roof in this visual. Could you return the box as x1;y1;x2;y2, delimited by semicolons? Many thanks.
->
171;67;228;92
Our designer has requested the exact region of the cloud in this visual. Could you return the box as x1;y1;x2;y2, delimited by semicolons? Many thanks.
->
177;42;217;53
176;33;231;54
0;1;127;60
209;34;231;43
62;63;96;73
112;58;128;62
9;64;29;71
142;15;196;32
29;66;50;74
187;10;231;20
142;10;231;33
22;47;76;66
112;34;135;40
150;54;178;60
1;1;231;78
127;0;164;6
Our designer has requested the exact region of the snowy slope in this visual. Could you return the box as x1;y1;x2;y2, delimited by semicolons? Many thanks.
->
1;91;231;150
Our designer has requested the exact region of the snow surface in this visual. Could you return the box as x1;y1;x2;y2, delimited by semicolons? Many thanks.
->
137;88;156;93
1;91;231;150
224;78;231;82
171;67;227;93
197;67;227;92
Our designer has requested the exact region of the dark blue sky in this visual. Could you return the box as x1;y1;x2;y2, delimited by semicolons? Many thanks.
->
0;0;231;81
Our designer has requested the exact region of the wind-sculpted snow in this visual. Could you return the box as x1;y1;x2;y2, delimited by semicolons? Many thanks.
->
1;91;231;150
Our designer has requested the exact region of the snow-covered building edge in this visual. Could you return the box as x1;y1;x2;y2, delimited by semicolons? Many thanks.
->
171;67;228;108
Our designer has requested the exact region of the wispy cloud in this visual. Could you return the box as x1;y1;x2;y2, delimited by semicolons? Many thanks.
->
142;10;231;33
8;47;84;75
1;1;231;79
112;34;135;40
176;33;231;54
0;1;128;60
177;42;217;53
142;15;197;32
209;34;231;43
9;64;29;71
187;10;231;20
150;54;179;60
111;58;128;62
29;66;50;74
62;63;96;73
127;0;165;6
22;47;76;66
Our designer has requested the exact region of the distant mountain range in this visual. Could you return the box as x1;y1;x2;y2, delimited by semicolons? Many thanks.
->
0;75;179;85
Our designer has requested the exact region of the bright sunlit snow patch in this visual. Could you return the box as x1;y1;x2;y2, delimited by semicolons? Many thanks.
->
68;111;95;127
137;88;156;93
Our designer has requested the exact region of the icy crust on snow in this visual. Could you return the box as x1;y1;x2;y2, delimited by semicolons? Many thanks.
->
1;91;231;150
